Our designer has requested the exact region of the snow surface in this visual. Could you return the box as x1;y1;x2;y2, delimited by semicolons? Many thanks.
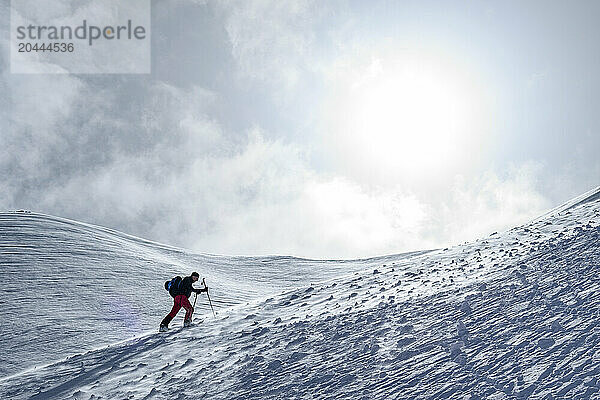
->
0;212;428;378
1;186;599;399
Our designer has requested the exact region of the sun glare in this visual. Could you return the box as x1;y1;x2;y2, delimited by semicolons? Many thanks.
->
337;58;475;177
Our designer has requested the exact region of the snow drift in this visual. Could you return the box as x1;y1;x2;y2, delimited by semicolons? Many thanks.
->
1;186;599;399
0;212;426;378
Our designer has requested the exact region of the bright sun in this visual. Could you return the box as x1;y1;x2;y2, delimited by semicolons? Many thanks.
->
337;58;475;177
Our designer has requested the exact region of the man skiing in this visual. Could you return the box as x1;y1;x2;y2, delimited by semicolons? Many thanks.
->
160;272;208;331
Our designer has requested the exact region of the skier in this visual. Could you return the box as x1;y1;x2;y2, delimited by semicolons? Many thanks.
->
160;271;208;331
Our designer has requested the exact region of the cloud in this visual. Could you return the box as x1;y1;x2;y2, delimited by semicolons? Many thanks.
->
1;0;589;260
0;62;553;259
219;0;322;89
527;70;549;89
431;162;552;245
195;157;552;258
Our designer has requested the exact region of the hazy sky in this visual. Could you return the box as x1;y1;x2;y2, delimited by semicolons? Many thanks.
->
1;0;598;258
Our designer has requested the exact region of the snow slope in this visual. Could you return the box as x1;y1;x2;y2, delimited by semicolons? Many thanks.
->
1;186;599;399
0;212;428;378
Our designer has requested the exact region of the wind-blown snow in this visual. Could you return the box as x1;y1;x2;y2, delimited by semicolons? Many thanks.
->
1;186;599;399
0;212;427;378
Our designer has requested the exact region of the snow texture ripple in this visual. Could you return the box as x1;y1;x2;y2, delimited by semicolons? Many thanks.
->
0;185;599;399
0;212;427;379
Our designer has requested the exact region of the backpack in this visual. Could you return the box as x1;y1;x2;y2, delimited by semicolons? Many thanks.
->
164;276;183;297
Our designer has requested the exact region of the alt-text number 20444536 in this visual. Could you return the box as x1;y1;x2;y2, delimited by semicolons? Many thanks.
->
18;42;74;52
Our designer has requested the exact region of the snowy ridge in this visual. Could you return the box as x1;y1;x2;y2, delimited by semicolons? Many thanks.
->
534;186;600;221
0;211;427;378
1;187;599;399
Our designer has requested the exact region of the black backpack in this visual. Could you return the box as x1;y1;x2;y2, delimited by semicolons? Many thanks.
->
164;276;183;297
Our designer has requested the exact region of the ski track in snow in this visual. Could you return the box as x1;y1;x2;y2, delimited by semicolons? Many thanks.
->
1;186;599;399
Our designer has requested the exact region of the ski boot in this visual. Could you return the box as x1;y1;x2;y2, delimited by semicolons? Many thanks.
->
159;315;173;332
183;319;192;328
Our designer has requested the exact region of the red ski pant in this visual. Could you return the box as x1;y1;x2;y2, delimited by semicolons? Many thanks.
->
168;295;194;321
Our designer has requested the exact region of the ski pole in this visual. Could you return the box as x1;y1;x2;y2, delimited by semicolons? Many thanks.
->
202;278;216;317
190;293;198;321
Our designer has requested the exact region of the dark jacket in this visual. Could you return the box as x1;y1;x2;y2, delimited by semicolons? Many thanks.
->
179;276;205;298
